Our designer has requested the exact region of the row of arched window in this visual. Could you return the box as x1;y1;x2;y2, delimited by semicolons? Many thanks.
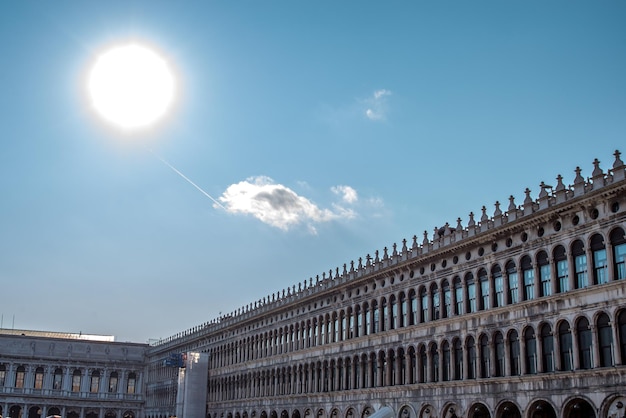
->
208;309;626;401
0;365;137;394
209;227;626;370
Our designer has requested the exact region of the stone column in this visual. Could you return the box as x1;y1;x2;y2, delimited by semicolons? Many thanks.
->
612;319;622;365
550;256;558;295
503;271;511;306
571;326;580;370
536;333;544;374
519;336;527;375
533;261;541;299
591;325;601;368
490;340;497;377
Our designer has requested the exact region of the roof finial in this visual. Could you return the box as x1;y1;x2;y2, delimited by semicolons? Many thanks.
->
508;195;516;212
555;174;565;192
614;150;624;169
468;212;476;227
592;158;603;178
574;166;584;184
494;201;502;217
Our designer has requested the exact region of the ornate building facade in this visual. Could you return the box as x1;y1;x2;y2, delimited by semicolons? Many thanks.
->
0;330;146;418
2;151;626;418
145;150;626;418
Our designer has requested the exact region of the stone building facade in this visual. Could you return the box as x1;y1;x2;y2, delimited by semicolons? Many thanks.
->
144;151;626;418
2;151;625;418
0;330;147;418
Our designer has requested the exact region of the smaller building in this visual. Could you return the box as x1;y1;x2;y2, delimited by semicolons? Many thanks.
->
0;328;147;418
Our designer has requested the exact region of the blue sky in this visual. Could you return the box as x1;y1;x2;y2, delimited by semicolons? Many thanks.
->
1;2;624;343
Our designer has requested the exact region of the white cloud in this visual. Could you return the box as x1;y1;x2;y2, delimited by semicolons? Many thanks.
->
365;89;392;121
331;185;358;204
218;176;356;232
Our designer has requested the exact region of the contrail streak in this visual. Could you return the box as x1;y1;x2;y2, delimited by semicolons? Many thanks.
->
147;148;227;211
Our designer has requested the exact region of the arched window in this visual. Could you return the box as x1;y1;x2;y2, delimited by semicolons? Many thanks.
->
389;295;398;329
431;283;440;320
34;367;44;389
554;245;569;293
340;311;347;341
540;324;554;373
537;251;551;297
619;310;626;363
15;365;25;388
442;280;451;318
610;228;626;280
399;292;407;328
572;240;588;289
597;313;613;367
466;273;477;313
420;287;428;323
334;313;340;342
524;327;537;374
442;341;450;381
0;364;7;386
408;346;417;384
355;306;362;338
492;265;504;307
109;371;119;393
363;303;370;336
90;370;100;393
480;335;490;378
453;339;463;380
521;255;534;300
430;344;439;382
509;330;520;376
590;234;608;284
506;260;519;304
53;368;63;390
127;372;136;394
380;298;386;332
372;301;380;333
467;336;477;379
419;346;427;383
495;332;505;377
577;317;592;369
347;308;354;339
409;289;418;326
559;321;573;371
478;269;489;310
454;276;463;314
72;369;82;392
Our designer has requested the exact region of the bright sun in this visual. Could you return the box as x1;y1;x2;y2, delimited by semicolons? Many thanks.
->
88;43;175;131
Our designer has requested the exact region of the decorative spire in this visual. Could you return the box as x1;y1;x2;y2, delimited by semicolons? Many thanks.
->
592;158;603;179
574;166;584;184
456;217;463;230
524;188;533;205
481;206;488;222
468;212;475;227
402;238;408;253
538;182;549;198
383;246;389;260
412;235;418;250
614;150;624;169
366;254;371;268
374;250;380;264
494;201;502;217
508;195;516;212
392;242;398;256
555;174;565;192
423;231;429;245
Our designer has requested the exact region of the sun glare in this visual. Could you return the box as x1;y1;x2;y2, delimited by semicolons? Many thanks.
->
88;43;175;131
